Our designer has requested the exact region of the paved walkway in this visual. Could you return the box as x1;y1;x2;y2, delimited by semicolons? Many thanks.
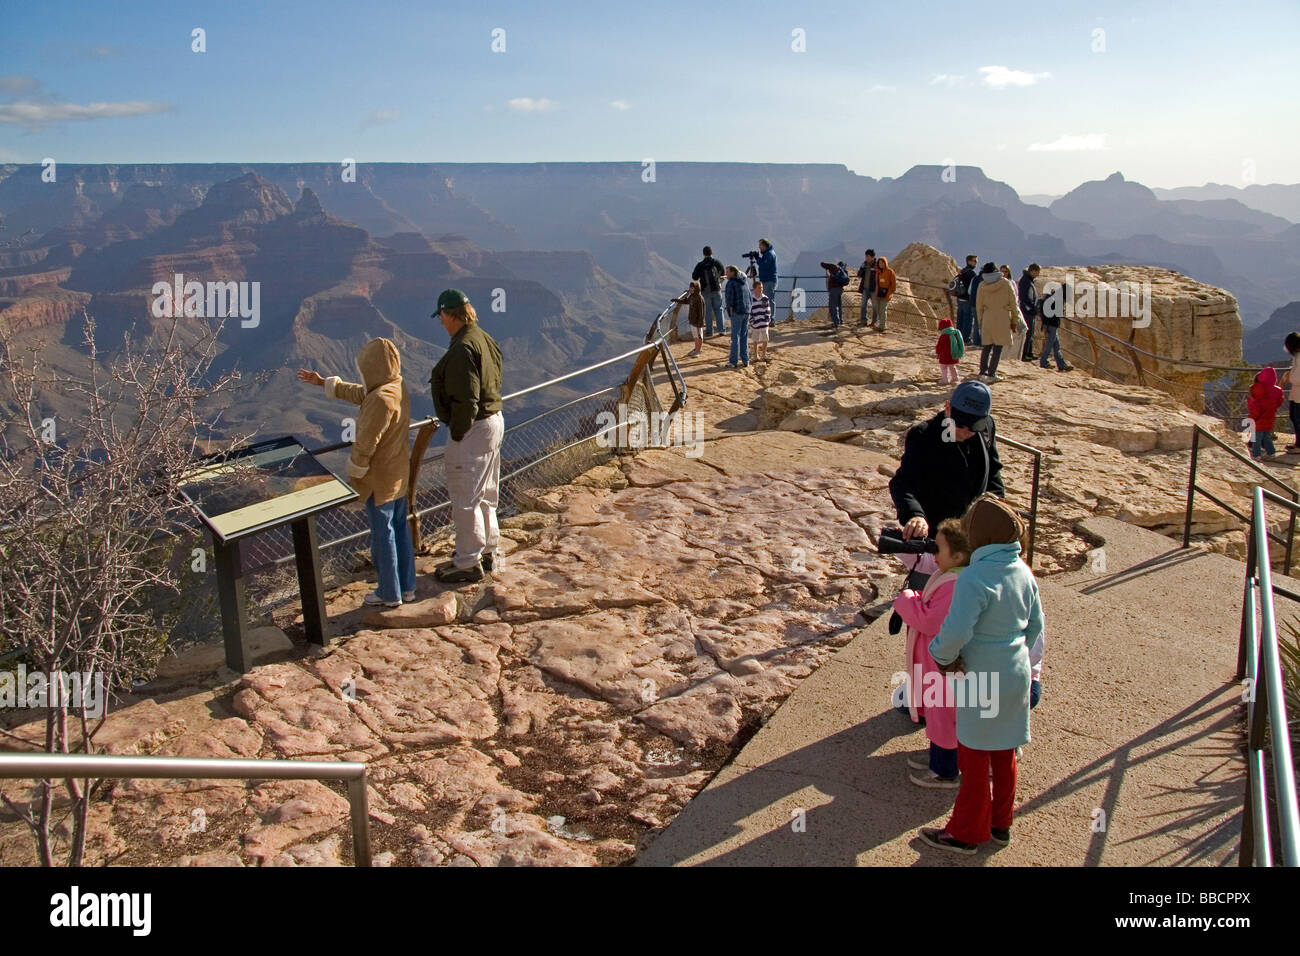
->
639;517;1292;866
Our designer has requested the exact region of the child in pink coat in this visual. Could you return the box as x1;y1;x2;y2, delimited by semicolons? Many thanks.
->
892;518;971;788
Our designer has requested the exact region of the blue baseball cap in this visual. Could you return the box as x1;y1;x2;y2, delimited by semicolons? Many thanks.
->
950;380;993;433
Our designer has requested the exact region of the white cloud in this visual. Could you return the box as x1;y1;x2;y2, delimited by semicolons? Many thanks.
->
610;100;630;110
360;107;401;129
0;99;172;130
507;97;556;113
1028;133;1107;152
930;73;966;88
867;84;896;93
980;65;1051;87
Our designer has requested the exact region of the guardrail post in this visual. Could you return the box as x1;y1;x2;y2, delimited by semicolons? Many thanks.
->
348;774;372;866
1183;427;1199;549
1239;517;1255;682
1027;451;1040;566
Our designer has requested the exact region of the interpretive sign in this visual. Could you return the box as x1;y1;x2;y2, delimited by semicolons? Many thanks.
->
181;437;357;672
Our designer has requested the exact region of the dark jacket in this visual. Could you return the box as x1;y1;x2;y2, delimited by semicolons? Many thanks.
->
757;246;777;285
968;272;985;313
724;274;753;317
954;264;976;302
1018;271;1039;319
691;256;725;293
857;258;877;295
1039;283;1067;328
430;322;503;442
889;411;1005;528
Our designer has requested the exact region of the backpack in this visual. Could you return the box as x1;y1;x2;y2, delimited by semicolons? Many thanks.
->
949;271;971;299
834;267;850;288
941;326;965;361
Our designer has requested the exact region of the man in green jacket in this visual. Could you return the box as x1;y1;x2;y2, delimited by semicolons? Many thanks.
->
430;289;504;584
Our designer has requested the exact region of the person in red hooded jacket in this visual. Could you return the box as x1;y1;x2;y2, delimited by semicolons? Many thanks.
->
935;317;964;384
1247;365;1285;459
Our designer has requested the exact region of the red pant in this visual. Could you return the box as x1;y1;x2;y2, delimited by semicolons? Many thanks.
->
945;744;1017;844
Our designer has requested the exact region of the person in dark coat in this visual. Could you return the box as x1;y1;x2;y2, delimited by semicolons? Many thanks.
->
691;246;728;337
1017;264;1041;361
967;260;996;347
888;380;1006;590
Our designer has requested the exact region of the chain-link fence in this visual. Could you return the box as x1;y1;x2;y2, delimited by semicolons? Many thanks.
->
174;311;684;642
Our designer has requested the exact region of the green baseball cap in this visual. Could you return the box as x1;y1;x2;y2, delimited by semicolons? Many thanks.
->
432;288;470;316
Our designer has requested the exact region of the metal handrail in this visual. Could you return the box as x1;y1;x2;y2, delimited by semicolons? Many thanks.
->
998;434;1043;566
0;752;372;866
1184;425;1299;573
1238;486;1300;866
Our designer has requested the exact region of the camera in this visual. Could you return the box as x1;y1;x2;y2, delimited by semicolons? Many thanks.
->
877;528;938;555
743;250;760;260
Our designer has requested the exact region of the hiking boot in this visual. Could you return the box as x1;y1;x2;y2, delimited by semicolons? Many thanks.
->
910;771;961;789
481;552;495;574
363;591;401;608
434;562;484;585
402;590;416;603
919;827;977;855
1059;363;1074;372
990;827;1011;846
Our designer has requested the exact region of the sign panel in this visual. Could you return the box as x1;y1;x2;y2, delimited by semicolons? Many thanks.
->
180;436;356;543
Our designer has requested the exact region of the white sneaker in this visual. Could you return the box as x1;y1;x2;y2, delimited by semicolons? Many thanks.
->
402;590;416;603
363;591;401;608
910;771;961;789
906;754;929;771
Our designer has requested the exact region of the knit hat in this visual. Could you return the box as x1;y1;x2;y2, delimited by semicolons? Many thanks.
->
962;496;1024;551
939;317;954;329
981;262;998;274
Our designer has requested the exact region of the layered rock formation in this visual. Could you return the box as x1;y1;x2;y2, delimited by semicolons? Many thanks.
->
881;243;1244;411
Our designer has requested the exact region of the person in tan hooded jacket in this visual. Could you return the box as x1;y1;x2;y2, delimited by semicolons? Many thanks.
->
974;263;1018;382
298;338;415;607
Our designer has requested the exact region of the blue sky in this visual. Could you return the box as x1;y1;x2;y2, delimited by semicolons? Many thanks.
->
1;0;1297;194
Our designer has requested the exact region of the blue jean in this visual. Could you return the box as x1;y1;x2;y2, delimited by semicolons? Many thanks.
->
828;289;843;327
931;742;959;779
704;290;726;336
729;313;749;365
761;278;778;315
956;300;973;343
1251;430;1276;458
365;494;416;603
1039;325;1066;369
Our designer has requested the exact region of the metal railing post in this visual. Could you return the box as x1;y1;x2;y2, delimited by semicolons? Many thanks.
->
1184;427;1199;549
1027;450;1041;566
347;775;372;867
0;753;373;866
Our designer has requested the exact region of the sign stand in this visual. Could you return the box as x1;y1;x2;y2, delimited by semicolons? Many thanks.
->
180;436;359;674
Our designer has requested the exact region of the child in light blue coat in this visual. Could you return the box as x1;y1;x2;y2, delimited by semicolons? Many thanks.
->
919;495;1043;854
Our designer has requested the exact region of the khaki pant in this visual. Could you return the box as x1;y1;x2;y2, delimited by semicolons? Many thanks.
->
872;296;889;330
444;412;503;569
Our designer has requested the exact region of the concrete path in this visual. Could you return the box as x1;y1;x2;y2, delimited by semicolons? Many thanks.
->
639;517;1293;866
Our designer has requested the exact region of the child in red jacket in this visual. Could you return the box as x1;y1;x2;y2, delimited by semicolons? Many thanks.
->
936;317;964;384
1247;366;1285;459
